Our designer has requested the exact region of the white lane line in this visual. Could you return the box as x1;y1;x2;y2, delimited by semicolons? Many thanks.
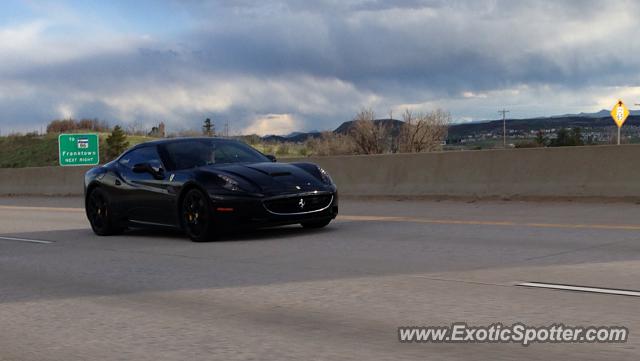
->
0;236;53;244
517;282;640;297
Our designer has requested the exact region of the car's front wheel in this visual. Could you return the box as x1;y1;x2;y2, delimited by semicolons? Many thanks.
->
300;218;332;229
86;188;123;236
181;188;218;242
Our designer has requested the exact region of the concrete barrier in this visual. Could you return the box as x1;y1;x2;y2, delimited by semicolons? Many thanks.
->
2;145;640;199
0;166;90;196
286;145;640;199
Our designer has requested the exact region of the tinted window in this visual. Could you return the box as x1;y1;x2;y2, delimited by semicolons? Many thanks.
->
159;139;269;171
215;142;267;164
119;146;163;170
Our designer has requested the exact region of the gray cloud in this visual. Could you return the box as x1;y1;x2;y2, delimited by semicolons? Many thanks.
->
2;0;640;134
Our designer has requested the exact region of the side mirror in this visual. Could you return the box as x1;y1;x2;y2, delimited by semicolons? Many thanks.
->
266;154;277;162
150;164;165;180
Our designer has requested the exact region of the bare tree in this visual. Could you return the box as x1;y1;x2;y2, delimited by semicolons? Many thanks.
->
398;108;450;153
126;120;147;136
349;108;391;154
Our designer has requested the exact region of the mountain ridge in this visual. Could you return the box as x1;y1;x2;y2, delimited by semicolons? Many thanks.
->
257;110;640;142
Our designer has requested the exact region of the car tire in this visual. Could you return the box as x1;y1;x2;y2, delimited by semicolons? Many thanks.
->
181;188;218;242
86;188;124;236
300;218;332;229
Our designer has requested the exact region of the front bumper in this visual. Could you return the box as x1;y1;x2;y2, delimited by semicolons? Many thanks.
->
208;191;338;229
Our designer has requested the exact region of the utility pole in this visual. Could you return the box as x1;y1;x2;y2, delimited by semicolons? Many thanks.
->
498;109;510;148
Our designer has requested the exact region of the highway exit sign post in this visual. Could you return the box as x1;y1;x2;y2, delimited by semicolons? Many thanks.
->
611;100;629;145
58;134;99;166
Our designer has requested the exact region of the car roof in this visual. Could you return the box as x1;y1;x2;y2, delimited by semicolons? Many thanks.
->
130;137;240;149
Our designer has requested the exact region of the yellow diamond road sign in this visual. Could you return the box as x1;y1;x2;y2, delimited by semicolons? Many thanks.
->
611;100;629;128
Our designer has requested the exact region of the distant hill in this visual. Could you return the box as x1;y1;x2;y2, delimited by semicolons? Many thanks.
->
262;131;322;143
260;118;404;143
447;115;640;139
259;111;640;143
553;109;640;118
333;118;404;136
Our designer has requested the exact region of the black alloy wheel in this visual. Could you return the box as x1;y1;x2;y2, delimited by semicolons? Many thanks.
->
87;188;123;236
181;189;217;242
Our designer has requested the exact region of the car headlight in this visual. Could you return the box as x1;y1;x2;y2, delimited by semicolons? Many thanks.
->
318;167;334;185
217;174;242;192
215;174;259;193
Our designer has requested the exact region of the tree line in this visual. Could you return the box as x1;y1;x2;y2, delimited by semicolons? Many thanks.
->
516;127;586;148
46;118;111;134
39;109;451;159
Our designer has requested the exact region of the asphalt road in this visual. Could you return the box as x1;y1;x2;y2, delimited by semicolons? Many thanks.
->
1;197;640;360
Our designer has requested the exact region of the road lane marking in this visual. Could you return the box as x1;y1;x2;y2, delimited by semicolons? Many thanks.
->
409;275;515;288
517;282;640;297
0;236;53;244
339;215;640;231
0;205;84;212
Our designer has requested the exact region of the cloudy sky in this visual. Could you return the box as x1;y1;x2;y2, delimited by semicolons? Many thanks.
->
1;0;640;135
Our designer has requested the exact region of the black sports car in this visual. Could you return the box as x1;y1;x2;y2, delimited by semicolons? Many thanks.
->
84;137;338;241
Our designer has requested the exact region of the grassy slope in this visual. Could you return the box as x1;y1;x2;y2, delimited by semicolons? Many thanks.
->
0;132;156;168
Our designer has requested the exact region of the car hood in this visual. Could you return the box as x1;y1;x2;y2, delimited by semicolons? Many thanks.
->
199;162;327;195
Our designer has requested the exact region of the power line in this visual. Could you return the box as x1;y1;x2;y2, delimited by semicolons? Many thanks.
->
498;109;510;148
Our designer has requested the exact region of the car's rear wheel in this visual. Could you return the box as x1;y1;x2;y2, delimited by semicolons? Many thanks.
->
181;189;217;242
300;218;332;229
86;188;123;236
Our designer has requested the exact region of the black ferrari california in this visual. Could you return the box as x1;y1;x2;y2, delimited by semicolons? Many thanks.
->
84;138;338;241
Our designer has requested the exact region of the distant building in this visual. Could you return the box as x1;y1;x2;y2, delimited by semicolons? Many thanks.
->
148;122;166;138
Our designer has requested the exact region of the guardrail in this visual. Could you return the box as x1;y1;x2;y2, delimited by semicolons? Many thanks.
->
2;145;640;199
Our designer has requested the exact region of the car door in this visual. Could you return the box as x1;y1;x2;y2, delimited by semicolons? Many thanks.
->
117;146;175;226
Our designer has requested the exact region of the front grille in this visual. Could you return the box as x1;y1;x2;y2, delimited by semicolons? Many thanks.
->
263;194;333;215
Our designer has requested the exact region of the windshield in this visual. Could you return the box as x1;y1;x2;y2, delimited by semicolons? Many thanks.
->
158;139;270;171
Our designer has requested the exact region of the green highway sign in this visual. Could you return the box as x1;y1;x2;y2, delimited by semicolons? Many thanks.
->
58;134;100;166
